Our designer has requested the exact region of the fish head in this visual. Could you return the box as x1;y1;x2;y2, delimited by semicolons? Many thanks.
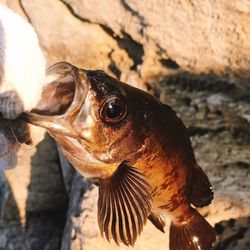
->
22;62;151;175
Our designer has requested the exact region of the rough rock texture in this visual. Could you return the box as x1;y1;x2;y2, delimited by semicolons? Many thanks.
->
62;0;250;84
0;134;68;250
21;0;141;88
214;217;250;250
0;0;250;249
2;0;250;88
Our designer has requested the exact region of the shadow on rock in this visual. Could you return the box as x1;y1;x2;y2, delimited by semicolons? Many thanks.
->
0;133;69;250
214;217;250;250
24;133;69;250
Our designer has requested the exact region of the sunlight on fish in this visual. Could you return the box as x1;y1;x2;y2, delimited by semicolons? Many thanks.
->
21;62;217;250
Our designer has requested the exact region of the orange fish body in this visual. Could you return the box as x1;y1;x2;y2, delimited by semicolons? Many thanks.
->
22;62;216;250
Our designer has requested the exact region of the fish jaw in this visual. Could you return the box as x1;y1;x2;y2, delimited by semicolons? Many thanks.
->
20;112;79;138
20;62;90;138
52;132;118;179
21;109;118;179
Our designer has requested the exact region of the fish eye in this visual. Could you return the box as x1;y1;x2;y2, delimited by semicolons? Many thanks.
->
100;96;127;124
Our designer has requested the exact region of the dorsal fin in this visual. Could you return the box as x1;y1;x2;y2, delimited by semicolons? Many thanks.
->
190;165;214;207
98;161;152;246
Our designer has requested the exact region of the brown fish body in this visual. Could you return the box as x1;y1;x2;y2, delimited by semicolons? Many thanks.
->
52;88;192;217
117;95;197;223
22;62;216;250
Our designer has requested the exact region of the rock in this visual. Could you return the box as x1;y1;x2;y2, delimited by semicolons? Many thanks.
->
0;0;28;20
0;134;68;249
64;0;250;86
0;211;65;250
214;217;250;250
20;0;142;88
2;0;250;87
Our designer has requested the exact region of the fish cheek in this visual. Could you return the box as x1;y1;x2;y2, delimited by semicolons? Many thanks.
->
77;94;111;149
107;120;146;162
81;100;145;163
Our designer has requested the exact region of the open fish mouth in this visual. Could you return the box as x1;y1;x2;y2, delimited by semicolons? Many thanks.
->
20;62;89;138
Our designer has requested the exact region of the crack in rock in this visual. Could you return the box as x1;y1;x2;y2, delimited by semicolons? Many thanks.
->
100;25;144;71
120;0;148;32
60;0;92;23
160;58;180;70
19;0;31;23
60;0;144;72
107;50;122;79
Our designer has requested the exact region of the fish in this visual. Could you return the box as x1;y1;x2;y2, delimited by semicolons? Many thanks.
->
21;62;216;250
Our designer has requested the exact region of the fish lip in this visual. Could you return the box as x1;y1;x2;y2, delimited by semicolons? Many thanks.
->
20;112;79;139
20;62;89;138
46;62;89;114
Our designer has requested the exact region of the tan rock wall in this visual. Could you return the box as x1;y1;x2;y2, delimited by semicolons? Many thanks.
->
2;0;250;86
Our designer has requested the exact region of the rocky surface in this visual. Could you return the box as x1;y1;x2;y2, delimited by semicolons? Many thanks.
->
2;0;250;88
0;0;250;249
0;134;68;250
214;217;250;250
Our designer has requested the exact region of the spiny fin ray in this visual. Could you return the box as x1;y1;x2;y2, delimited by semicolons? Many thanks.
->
98;161;152;246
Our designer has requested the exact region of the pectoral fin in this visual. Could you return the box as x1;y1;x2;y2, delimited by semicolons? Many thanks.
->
98;161;152;246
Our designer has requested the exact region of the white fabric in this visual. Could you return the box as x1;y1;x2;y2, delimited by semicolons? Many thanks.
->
0;4;46;170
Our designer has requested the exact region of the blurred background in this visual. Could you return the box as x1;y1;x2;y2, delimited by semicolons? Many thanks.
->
0;0;249;249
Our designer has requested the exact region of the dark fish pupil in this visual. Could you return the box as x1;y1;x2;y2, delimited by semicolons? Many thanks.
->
100;96;127;124
106;103;122;119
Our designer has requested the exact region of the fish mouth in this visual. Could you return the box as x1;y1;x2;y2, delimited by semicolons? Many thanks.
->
21;62;89;138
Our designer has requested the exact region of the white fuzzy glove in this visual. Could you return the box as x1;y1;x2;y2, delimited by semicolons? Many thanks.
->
0;4;46;170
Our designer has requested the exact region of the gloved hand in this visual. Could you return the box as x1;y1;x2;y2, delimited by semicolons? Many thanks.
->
0;4;46;170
